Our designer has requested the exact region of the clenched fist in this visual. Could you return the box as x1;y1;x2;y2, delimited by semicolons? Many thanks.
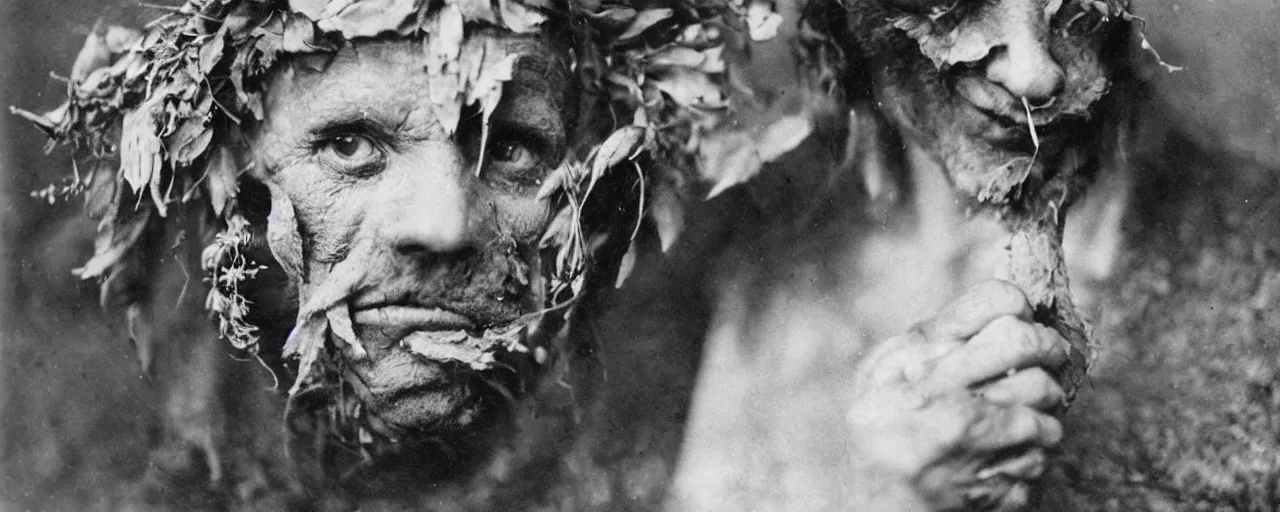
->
847;281;1071;511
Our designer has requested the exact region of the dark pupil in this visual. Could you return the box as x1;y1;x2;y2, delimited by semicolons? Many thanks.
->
333;136;362;157
495;142;519;161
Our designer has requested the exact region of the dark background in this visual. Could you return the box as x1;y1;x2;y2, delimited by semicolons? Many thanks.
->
2;0;1278;507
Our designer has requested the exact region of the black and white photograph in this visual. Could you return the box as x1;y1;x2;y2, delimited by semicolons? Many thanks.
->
2;0;1279;509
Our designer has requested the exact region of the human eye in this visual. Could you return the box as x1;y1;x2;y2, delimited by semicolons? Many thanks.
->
310;124;389;177
1054;1;1110;37
463;122;554;186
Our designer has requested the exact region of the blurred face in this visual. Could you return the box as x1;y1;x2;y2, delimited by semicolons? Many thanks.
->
249;36;571;433
850;0;1125;197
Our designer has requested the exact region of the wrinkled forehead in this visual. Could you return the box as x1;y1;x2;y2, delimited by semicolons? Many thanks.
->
255;34;571;140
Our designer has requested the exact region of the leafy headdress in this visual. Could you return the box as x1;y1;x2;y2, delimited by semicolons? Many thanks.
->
15;0;787;419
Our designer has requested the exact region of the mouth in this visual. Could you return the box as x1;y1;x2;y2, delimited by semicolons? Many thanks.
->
352;304;478;333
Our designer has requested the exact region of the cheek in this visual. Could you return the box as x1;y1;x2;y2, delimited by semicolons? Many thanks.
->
269;165;366;263
484;191;551;243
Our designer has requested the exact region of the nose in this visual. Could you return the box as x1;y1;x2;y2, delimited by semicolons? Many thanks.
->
381;154;475;255
983;35;1065;105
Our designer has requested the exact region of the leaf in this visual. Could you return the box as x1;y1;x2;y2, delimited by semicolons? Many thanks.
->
127;302;155;375
73;205;152;280
71;25;112;82
498;0;547;33
893;14;1001;68
648;45;726;74
457;0;500;25
205;145;239;217
425;3;466;134
284;312;328;395
9;103;67;135
119;102;164;196
587;7;637;29
326;303;367;357
536;162;579;201
614;239;638;288
616;8;673;42
648;68;728;109
265;182;305;281
703;114;813;198
745;1;783;41
649;184;684;252
281;12;326;53
167;117;213;167
590;125;647;178
468;51;521;174
103;25;142;53
199;27;227;75
755;114;813;162
85;160;118;220
300;0;421;39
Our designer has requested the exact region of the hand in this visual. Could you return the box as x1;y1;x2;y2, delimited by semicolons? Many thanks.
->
847;280;1070;511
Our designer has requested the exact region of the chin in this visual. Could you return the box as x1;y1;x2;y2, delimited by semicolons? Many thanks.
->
355;349;499;433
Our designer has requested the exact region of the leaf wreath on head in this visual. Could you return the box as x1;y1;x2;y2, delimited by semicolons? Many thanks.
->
14;0;796;374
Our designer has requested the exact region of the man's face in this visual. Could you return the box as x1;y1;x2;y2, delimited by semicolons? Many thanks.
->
850;0;1123;196
249;36;571;433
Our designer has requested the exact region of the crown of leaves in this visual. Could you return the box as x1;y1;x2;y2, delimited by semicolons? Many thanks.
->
14;0;783;360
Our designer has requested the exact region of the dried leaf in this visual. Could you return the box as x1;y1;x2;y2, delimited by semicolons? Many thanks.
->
647;45;725;74
127;302;154;374
425;3;466;134
119;102;164;196
205;145;239;217
755;114;813;163
648;68;729;109
498;0;547;33
591;126;647;178
326;303;367;357
614;239;638;288
617;8;674;42
301;0;420;39
199;27;227;75
649;184;684;252
266;182;305;280
74;206;152;279
403;330;504;370
282;12;326;53
588;7;637;28
745;1;783;41
284;313;328;394
167;117;213;167
893;14;1001;68
457;0;500;25
703;114;813;197
71;26;112;82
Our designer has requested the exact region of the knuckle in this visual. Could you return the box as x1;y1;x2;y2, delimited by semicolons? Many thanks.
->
937;401;980;447
1000;483;1031;511
1040;415;1065;446
982;280;1030;315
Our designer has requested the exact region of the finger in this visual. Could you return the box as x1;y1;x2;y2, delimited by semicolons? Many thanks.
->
925;316;1069;390
965;405;1063;453
977;448;1048;481
918;280;1033;340
979;368;1067;411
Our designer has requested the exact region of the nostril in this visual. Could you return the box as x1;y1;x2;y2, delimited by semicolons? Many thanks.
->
983;44;1066;105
